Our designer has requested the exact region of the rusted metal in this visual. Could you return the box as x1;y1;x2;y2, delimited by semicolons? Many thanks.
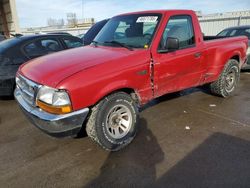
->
0;2;10;38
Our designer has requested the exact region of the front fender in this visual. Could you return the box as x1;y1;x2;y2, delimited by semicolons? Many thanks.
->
92;80;135;103
57;64;152;110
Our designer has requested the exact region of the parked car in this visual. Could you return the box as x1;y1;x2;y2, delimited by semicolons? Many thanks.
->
0;34;6;42
79;19;109;45
47;32;72;36
217;26;250;69
15;10;248;151
0;34;83;96
77;33;85;39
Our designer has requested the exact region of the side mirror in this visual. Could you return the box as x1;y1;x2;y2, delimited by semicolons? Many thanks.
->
165;37;179;51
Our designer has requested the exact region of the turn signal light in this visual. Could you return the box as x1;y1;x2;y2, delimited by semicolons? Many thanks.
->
37;100;72;115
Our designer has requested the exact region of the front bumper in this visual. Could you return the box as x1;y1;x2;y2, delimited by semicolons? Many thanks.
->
15;89;89;137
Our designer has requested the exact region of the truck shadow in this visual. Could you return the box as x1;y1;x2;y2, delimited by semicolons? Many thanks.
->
84;118;165;188
84;132;250;188
154;133;250;188
140;86;211;112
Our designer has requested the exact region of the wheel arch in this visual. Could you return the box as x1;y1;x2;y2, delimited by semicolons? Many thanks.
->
215;53;241;80
92;86;141;108
230;54;240;63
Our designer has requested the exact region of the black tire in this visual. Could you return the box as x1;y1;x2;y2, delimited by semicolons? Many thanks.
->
86;92;139;151
210;59;240;97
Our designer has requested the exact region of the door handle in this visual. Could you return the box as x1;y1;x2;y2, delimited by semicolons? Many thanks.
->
194;52;202;58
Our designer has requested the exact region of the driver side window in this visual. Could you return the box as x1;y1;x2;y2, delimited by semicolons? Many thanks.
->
159;15;195;50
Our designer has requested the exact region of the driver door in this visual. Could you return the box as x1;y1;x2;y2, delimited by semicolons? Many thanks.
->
153;15;205;97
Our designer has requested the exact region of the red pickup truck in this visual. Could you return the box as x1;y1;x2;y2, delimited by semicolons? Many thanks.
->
15;10;248;151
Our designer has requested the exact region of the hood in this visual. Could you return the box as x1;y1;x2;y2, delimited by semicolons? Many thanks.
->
19;46;136;87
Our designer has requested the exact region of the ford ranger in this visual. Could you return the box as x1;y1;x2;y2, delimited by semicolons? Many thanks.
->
15;10;248;151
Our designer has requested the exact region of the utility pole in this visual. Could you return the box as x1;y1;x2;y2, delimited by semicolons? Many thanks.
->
82;0;84;20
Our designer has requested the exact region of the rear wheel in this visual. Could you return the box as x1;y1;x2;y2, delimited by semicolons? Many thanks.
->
86;92;139;151
210;59;240;97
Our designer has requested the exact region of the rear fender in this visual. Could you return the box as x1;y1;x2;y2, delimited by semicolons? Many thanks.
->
206;50;242;83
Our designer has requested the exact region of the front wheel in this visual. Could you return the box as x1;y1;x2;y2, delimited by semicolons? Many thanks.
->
209;59;240;97
86;92;139;151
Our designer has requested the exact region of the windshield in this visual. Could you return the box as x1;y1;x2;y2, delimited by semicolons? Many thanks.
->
94;13;162;49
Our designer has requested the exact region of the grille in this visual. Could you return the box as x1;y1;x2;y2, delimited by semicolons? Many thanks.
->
16;75;40;107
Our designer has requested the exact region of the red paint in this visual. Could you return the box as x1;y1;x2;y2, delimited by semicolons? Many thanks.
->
19;10;248;111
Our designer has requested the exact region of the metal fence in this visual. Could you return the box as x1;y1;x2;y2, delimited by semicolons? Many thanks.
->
199;11;250;35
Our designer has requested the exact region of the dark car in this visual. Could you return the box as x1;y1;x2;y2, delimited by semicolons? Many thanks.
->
80;19;109;45
0;34;5;42
217;25;250;68
47;32;72;36
0;34;83;96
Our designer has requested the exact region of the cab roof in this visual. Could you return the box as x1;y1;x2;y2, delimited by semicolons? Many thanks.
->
116;9;195;16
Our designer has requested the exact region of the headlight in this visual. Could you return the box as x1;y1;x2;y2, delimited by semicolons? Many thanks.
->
36;86;72;114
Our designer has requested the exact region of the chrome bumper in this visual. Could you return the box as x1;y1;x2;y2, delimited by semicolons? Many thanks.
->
15;88;89;137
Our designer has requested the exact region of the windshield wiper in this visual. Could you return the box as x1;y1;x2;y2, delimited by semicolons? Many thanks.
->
104;40;134;51
91;40;99;47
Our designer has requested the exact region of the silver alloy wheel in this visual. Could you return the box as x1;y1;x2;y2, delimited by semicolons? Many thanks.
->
105;104;132;139
225;66;237;92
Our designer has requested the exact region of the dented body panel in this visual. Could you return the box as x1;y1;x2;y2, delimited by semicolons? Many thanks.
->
17;10;248;111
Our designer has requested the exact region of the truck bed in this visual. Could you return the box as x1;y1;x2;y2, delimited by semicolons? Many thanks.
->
203;36;227;41
201;35;248;82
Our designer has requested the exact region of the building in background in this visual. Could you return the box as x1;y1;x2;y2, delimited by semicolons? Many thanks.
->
47;18;65;28
21;12;95;36
21;16;95;36
199;10;250;35
67;13;78;27
0;0;20;37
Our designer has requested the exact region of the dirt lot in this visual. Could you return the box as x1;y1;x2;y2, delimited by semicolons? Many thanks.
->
0;73;250;188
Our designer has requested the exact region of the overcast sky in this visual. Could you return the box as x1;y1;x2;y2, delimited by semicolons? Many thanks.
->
16;0;250;28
